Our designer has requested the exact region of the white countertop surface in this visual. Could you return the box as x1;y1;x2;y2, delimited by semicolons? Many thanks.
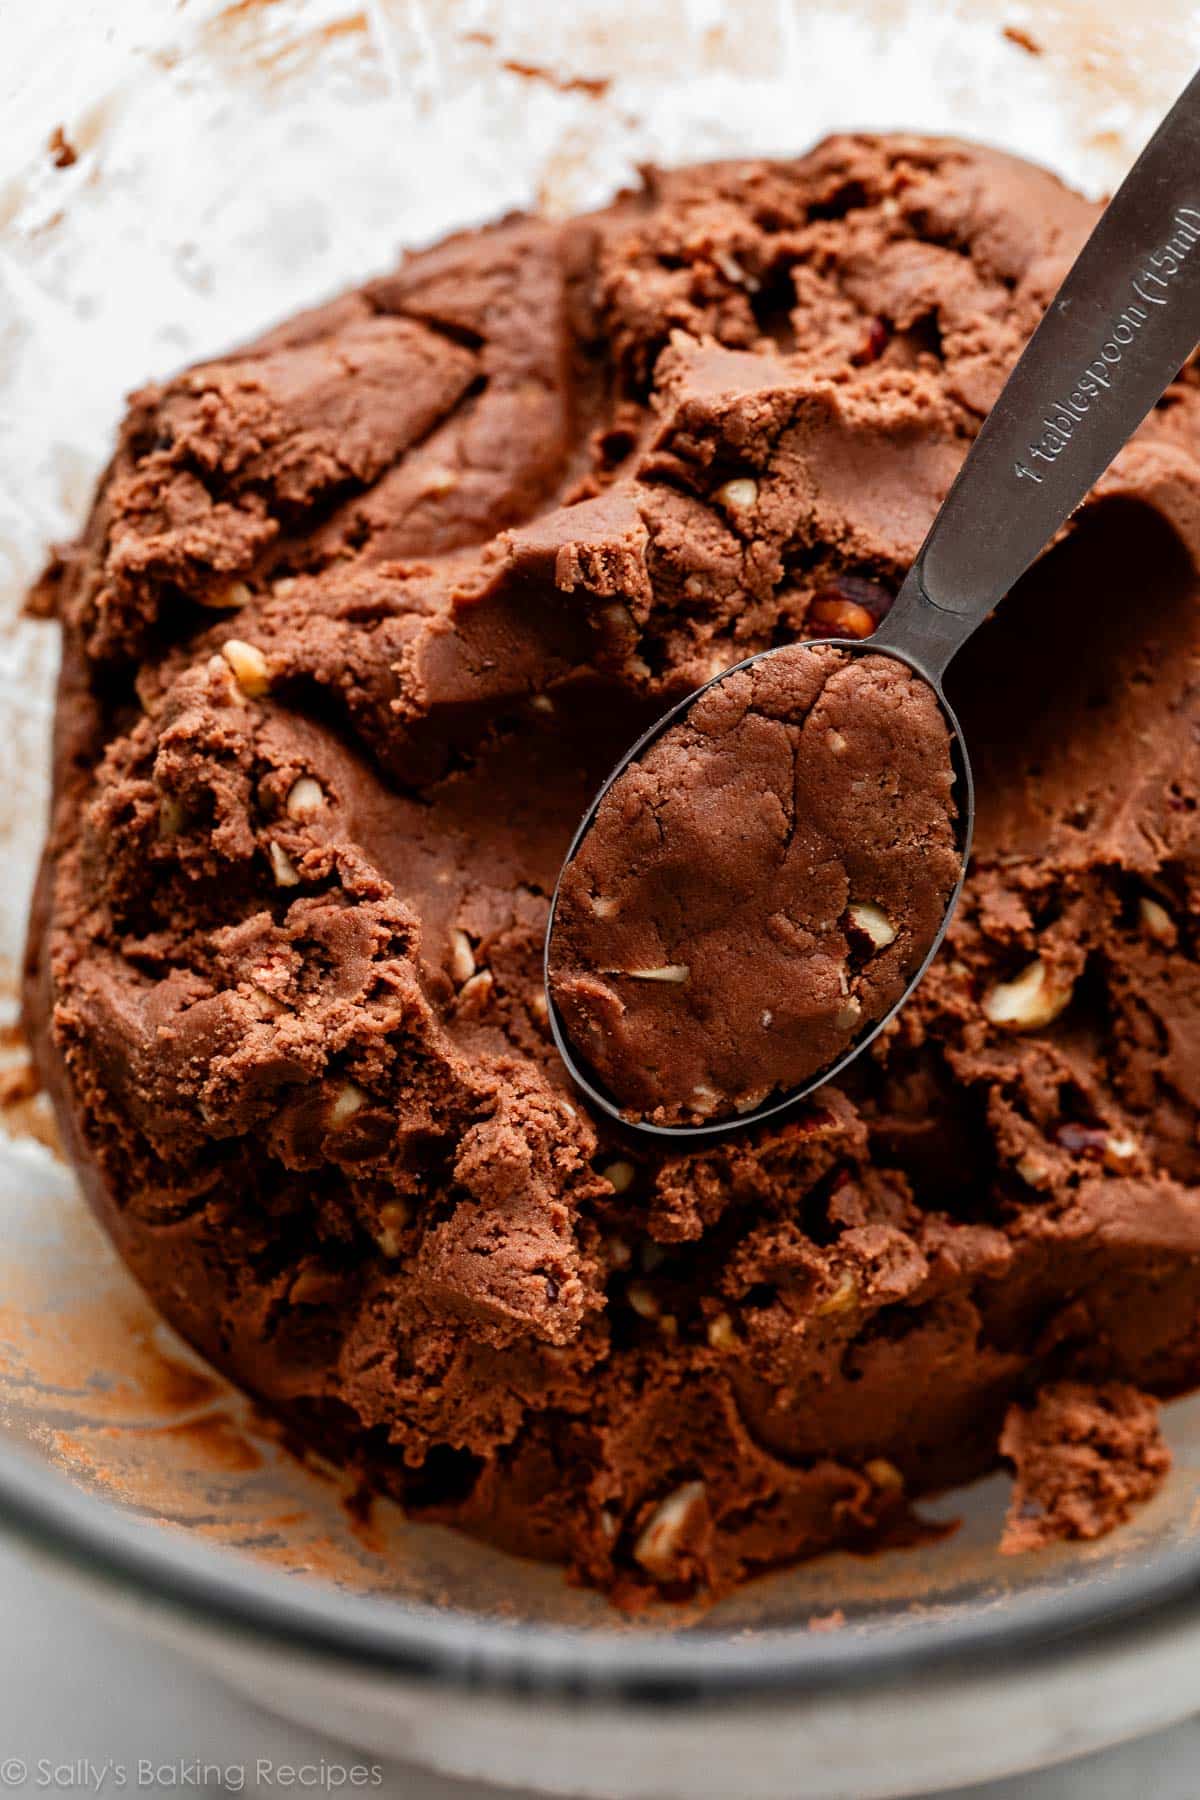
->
0;1536;1196;1800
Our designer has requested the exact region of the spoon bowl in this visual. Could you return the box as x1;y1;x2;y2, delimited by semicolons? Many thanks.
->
544;636;974;1143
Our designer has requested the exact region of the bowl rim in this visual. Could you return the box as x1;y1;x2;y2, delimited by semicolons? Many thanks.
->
2;1434;1200;1704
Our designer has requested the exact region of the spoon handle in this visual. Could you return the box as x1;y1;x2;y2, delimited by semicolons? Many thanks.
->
873;67;1200;682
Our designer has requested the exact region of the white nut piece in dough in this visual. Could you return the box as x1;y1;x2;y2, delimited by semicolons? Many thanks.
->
448;928;476;986
286;777;325;820
268;842;301;887
634;1481;708;1578
982;958;1073;1030
707;1312;737;1351
834;996;863;1031
222;637;271;697
619;964;690;983
1139;896;1177;946
374;1199;411;1258
200;580;252;611
458;970;493;1008
848;901;897;950
328;1082;365;1129
714;476;758;511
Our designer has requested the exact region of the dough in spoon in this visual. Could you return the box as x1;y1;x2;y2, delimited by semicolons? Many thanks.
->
549;644;961;1123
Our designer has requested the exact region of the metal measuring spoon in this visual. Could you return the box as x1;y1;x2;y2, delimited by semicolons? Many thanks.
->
546;70;1200;1141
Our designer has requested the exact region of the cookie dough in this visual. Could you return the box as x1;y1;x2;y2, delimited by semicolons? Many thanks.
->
1000;1383;1170;1552
26;134;1200;1605
548;643;960;1124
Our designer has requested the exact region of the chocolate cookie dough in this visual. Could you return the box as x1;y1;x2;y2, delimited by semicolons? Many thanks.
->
548;643;960;1123
26;134;1200;1606
1000;1383;1170;1552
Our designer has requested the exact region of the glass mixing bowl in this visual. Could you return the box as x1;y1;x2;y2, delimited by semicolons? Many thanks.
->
4;4;1200;1793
